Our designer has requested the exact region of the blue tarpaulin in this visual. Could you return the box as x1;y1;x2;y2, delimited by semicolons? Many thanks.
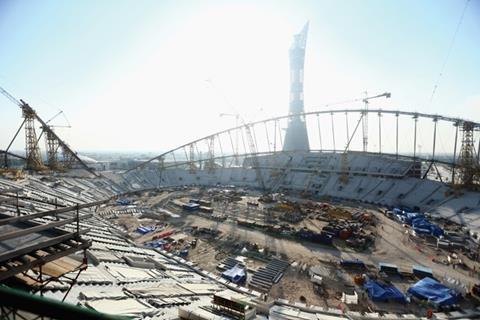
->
137;226;155;234
407;277;459;306
183;203;200;211
411;218;444;237
400;206;414;213
393;208;404;215
364;280;406;303
393;210;425;224
404;212;424;224
144;239;167;248
393;207;414;214
222;265;246;284
392;208;443;237
116;199;131;206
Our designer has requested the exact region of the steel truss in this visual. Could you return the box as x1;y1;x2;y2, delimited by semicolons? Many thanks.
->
128;108;479;189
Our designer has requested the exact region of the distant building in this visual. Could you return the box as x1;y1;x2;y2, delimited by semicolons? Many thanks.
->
283;22;310;152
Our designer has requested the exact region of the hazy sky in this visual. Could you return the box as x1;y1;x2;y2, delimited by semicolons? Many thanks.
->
0;0;479;153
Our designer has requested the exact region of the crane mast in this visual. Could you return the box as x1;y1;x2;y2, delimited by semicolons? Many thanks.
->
244;124;266;191
341;92;391;184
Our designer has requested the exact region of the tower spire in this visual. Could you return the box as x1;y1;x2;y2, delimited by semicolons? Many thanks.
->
283;22;310;151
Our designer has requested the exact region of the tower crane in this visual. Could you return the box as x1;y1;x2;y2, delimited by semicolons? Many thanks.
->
207;78;265;190
219;113;240;166
219;112;266;190
340;92;391;184
361;92;391;152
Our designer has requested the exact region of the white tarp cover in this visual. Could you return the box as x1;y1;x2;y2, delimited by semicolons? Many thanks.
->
86;298;156;316
80;288;126;300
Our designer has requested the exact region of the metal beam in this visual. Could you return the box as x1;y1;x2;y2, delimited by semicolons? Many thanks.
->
0;199;106;226
127;108;480;172
3;119;26;167
156;149;457;172
0;229;89;263
0;150;25;161
0;214;92;242
0;239;91;283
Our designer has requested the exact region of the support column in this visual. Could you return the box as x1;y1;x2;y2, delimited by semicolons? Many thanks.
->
317;114;322;150
241;128;247;155
345;112;349;144
252;125;259;154
432;118;438;161
477;131;480;162
273;121;277;152
413;116;417;160
16;191;20;216
452;122;459;184
378;112;382;154
331;112;336;152
76;204;80;236
396;113;399;159
264;122;271;153
217;134;224;159
227;131;236;165
278;121;283;147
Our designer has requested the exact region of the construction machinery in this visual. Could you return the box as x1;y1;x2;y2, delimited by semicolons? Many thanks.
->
361;92;391;152
340;92;391;184
0;86;97;176
219;112;265;190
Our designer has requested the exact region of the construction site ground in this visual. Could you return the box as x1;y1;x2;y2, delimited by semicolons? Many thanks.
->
101;188;480;313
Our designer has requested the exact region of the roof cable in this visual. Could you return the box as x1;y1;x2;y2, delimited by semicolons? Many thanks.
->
429;0;470;104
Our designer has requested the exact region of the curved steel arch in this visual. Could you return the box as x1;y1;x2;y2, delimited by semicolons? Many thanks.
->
127;108;479;173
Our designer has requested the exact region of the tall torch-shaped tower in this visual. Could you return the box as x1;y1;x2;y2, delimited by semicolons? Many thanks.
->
283;22;310;151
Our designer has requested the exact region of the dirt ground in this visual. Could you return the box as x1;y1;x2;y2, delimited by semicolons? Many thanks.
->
186;238;219;272
107;190;480;313
270;270;341;308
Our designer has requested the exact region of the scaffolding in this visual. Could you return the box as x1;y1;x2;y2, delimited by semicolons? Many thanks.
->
22;105;44;171
457;121;480;190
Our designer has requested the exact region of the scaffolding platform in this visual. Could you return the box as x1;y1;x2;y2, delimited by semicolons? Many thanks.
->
0;207;92;282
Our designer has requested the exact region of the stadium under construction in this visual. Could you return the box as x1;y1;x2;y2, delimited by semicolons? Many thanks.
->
1;22;480;320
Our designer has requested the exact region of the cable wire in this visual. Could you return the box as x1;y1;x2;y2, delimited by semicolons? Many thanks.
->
429;0;470;103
